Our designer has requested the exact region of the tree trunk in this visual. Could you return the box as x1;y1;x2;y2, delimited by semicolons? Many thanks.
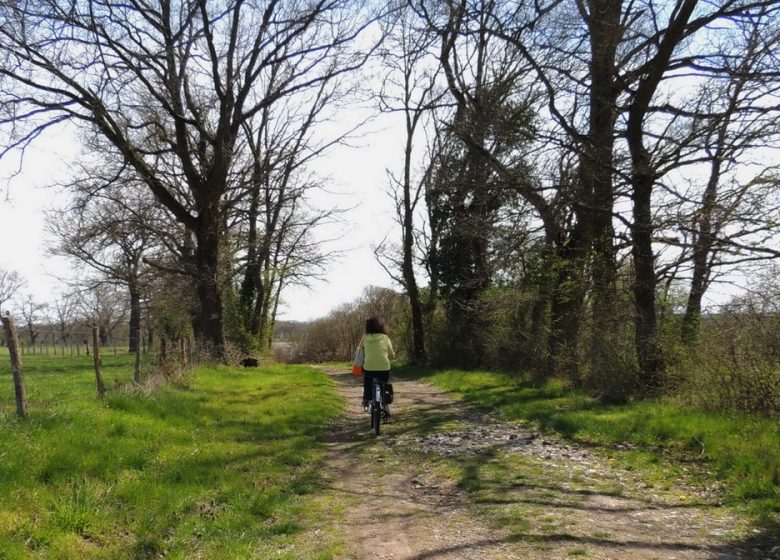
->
631;168;664;392
402;119;426;364
681;183;716;346
193;216;226;361
626;0;697;394
27;324;37;345
256;271;274;354
584;0;621;385
543;176;589;385
406;277;426;364
530;241;561;380
128;282;142;353
239;166;263;339
681;66;743;345
265;281;285;353
547;250;584;384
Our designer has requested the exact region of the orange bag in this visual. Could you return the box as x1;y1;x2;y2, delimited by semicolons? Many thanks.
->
352;346;364;376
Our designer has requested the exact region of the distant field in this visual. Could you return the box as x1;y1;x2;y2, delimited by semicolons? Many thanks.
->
0;352;344;559
395;365;780;522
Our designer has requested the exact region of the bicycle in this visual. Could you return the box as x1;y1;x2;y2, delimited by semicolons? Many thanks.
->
368;377;392;435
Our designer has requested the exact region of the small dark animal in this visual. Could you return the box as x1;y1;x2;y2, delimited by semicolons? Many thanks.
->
241;358;259;367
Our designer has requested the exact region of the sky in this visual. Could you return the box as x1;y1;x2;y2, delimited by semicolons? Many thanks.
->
0;109;767;323
0;132;80;307
278;112;408;321
0;112;407;323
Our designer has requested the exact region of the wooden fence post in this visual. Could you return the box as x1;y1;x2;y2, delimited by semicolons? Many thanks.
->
180;338;186;370
133;324;142;384
92;324;106;398
1;314;28;418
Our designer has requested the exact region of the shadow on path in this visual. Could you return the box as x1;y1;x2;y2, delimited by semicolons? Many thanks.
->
316;365;779;560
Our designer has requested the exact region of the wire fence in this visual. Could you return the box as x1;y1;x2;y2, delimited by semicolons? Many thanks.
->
0;315;196;418
0;326;158;359
14;340;136;358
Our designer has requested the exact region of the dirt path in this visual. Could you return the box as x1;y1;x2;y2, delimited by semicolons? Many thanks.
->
316;367;778;560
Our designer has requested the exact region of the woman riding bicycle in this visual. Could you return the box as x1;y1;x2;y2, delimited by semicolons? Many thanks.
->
358;316;395;410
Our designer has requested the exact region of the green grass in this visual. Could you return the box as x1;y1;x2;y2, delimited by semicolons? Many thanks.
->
395;365;780;521
0;351;344;559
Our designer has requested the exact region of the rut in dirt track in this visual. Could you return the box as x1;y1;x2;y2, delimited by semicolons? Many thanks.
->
315;366;778;560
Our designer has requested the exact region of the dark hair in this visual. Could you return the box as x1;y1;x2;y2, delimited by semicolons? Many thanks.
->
365;316;387;335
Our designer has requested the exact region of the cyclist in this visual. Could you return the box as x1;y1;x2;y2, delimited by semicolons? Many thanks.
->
358;315;395;410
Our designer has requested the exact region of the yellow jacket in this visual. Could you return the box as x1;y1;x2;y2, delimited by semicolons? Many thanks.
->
361;333;394;371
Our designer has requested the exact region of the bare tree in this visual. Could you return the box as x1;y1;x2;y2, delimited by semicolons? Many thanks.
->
377;3;443;364
48;182;159;353
15;294;47;345
413;0;543;367
483;0;627;385
234;48;358;353
424;0;627;381
621;0;780;392
52;292;78;344
0;269;25;314
672;9;780;344
74;284;129;346
484;0;780;393
0;0;376;359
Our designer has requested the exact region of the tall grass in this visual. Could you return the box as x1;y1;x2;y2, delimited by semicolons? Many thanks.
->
0;351;343;559
395;365;780;520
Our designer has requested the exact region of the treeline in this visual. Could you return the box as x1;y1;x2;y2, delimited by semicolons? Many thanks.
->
292;275;780;415
295;1;780;414
372;2;780;409
0;271;133;348
1;0;779;410
285;287;409;363
373;2;780;410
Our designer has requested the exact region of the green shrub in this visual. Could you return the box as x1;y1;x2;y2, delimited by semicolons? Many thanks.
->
673;310;780;416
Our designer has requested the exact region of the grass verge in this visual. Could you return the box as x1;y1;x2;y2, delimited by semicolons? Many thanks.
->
394;365;780;523
0;352;343;559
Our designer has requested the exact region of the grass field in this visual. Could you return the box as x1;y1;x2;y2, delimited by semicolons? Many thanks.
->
395;365;780;523
3;350;777;557
0;351;344;559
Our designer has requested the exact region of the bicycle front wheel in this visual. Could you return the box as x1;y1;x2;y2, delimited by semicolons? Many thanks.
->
372;406;381;435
